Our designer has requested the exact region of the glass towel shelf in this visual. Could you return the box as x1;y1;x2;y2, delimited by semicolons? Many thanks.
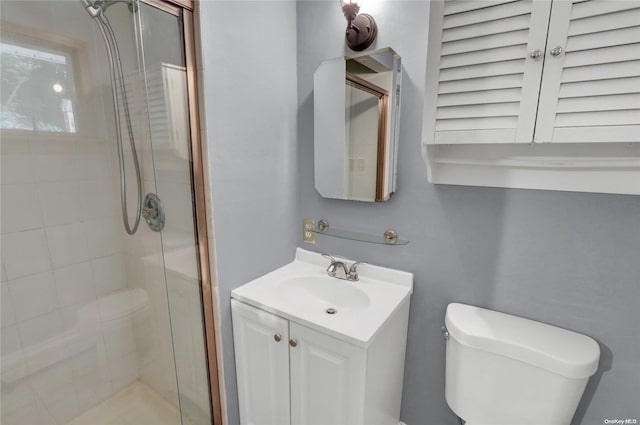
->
311;219;409;246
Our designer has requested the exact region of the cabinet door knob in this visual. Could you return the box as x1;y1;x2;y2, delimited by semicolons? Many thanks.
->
529;49;542;60
274;334;282;342
550;46;563;57
289;339;298;348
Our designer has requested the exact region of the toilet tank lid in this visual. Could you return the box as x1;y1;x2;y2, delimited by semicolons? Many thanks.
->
445;303;600;379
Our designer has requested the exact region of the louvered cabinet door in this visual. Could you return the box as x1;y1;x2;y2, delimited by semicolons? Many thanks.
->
535;0;640;143
424;0;552;144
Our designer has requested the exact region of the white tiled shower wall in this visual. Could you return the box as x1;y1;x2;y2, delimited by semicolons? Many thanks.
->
0;135;138;424
0;120;184;425
1;3;211;424
1;4;166;423
0;103;184;425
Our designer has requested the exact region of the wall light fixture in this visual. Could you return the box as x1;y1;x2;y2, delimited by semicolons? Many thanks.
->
341;0;377;51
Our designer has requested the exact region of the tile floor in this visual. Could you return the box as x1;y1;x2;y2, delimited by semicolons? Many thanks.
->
65;381;192;425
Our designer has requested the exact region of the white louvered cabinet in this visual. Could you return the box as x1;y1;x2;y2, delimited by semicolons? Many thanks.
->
425;0;640;145
424;0;553;144
535;0;640;143
422;0;640;195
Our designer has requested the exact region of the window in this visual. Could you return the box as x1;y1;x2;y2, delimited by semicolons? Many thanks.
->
1;24;87;135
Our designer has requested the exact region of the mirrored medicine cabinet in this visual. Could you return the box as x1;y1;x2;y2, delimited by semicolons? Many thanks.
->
314;47;401;202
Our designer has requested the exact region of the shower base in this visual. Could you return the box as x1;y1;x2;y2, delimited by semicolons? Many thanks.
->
65;381;193;425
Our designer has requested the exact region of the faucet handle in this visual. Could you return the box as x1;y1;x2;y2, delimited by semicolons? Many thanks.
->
322;254;338;273
321;254;337;264
348;261;367;281
349;261;367;273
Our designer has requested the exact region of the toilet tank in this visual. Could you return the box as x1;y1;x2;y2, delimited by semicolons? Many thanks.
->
444;303;600;425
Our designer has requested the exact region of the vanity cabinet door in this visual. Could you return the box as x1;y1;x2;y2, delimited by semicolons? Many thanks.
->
289;322;367;425
231;300;290;425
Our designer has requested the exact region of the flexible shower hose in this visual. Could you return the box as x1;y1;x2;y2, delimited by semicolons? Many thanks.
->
94;9;143;235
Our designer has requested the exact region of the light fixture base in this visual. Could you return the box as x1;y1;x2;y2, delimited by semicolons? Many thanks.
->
345;13;377;51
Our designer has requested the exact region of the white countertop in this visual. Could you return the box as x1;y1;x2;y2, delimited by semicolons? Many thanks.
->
231;248;413;347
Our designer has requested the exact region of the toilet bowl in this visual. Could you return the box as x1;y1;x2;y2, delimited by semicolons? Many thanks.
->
444;303;600;425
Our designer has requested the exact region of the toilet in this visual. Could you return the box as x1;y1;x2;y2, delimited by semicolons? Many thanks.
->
444;303;600;425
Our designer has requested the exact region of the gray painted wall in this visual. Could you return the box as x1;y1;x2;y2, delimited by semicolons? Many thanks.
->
199;1;640;424
197;2;299;424
297;2;640;425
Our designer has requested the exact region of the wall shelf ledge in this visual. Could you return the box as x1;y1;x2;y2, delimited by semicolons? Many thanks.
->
424;143;640;195
310;219;409;246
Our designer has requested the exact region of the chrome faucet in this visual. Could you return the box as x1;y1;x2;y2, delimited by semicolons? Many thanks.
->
322;254;367;282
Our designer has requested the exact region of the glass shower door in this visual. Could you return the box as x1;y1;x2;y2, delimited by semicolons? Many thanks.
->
135;2;213;425
0;1;213;424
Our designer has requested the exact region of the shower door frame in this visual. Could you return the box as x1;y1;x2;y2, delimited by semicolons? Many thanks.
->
139;0;222;424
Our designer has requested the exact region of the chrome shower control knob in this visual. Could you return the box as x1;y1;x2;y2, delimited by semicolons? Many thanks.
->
142;207;158;220
529;49;542;60
550;46;563;57
142;193;165;232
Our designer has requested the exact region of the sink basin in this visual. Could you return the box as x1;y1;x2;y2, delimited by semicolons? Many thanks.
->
278;276;371;310
231;248;413;346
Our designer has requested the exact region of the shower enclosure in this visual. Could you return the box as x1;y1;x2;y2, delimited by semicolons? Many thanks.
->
1;1;220;424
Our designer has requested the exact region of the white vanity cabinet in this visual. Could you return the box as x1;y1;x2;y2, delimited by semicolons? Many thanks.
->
231;299;410;425
423;0;640;145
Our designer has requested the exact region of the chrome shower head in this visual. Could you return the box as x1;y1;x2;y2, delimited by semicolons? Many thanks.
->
80;0;137;18
80;0;103;18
